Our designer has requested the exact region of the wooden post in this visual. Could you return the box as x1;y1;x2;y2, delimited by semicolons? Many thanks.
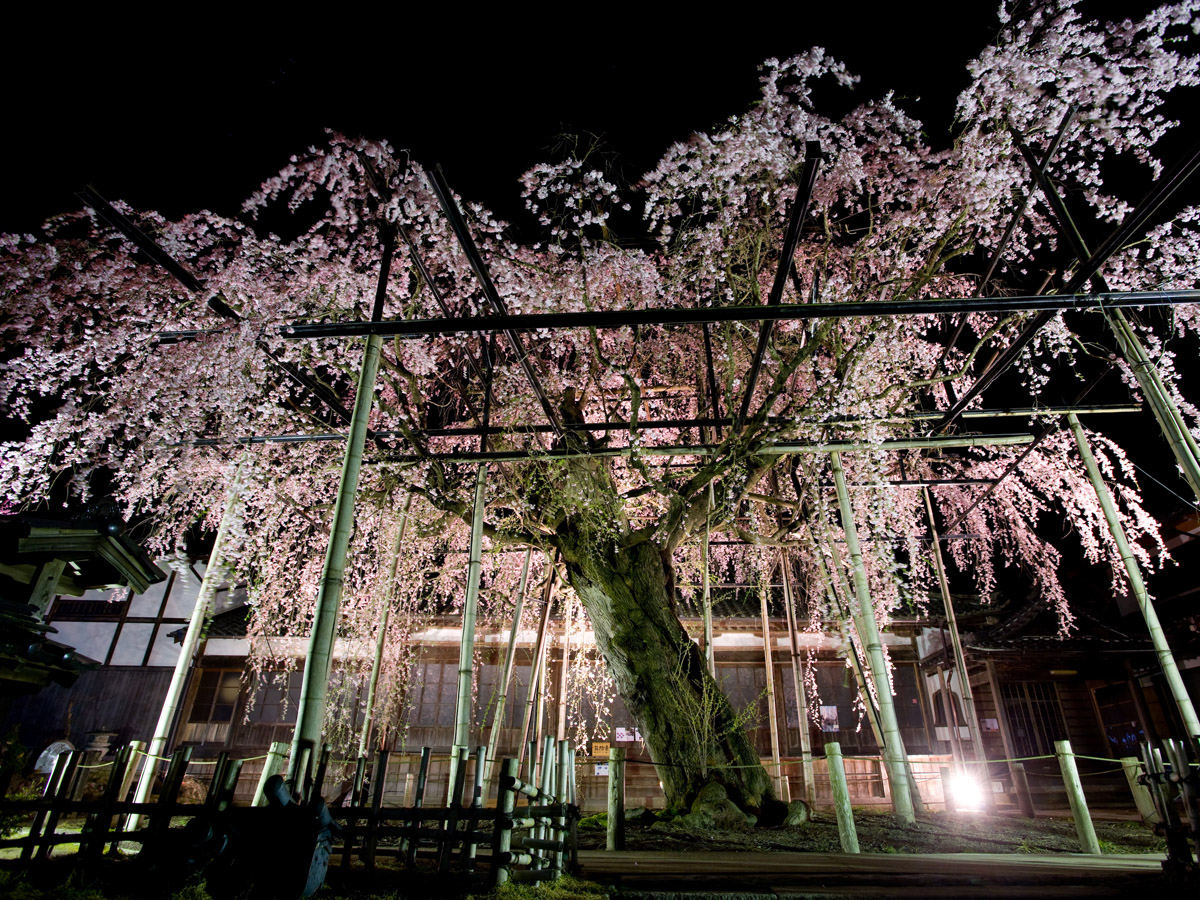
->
146;747;192;850
829;452;914;823
939;766;956;812
1055;739;1101;854
1069;413;1200;739
518;562;556;773
1010;762;1036;818
405;747;431;867
27;559;66;620
780;553;815;803
825;742;859;853
702;483;716;678
759;582;787;800
364;749;389;873
923;488;986;755
1120;756;1160;825
37;749;82;860
606;747;625;851
494;758;519;886
483;548;533;792
359;492;413;757
252;741;288;807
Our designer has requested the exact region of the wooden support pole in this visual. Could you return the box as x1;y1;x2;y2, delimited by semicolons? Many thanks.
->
1068;412;1200;739
702;483;716;678
759;582;787;800
358;492;413;757
607;747;625;851
940;766;956;812
28;559;66;620
1055;739;1101;854
923;487;985;755
1011;762;1036;818
780;552;815;803
1121;756;1160;825
825;742;859;853
483;547;533;792
555;595;574;744
518;562;556;772
829;452;914;823
291;334;385;779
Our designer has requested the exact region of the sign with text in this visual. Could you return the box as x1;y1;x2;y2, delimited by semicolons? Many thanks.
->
591;741;611;759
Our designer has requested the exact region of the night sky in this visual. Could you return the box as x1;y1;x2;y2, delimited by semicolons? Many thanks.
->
3;4;1197;523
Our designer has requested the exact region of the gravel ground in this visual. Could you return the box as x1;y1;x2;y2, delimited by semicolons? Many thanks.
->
576;808;1167;856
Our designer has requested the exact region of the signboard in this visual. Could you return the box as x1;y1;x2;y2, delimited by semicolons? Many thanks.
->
594;762;609;776
591;741;611;759
615;726;642;742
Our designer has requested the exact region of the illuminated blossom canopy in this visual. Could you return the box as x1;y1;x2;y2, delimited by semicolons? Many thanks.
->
2;1;1197;807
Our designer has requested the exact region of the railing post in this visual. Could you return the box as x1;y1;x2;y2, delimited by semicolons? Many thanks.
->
554;740;570;877
825;742;859;854
253;741;289;807
1055;740;1100;854
607;747;625;851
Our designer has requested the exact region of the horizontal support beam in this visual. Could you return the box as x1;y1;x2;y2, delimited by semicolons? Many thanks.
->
173;404;1136;449
374;433;1034;464
277;289;1200;340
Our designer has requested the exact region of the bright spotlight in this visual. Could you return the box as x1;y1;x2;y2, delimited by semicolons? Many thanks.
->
950;772;985;810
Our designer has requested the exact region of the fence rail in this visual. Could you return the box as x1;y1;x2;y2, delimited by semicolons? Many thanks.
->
0;737;580;892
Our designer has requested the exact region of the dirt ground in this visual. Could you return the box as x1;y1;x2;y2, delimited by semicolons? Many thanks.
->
576;807;1168;856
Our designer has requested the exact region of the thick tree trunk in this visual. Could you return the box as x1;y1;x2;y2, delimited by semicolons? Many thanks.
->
557;534;775;811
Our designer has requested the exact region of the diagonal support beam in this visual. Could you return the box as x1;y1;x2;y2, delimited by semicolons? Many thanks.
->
427;167;564;439
80;185;359;430
935;140;1200;433
737;143;822;429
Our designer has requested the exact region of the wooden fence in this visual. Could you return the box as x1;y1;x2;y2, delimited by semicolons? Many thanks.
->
0;737;580;891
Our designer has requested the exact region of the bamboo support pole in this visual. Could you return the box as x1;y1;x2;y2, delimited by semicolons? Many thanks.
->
825;742;860;853
829;451;914;822
451;462;489;789
555;595;574;743
1055;739;1101;854
780;552;815;803
290;332;384;779
358;492;413;757
1068;413;1200;739
130;458;246;830
483;548;533;792
1107;309;1200;501
759;582;787;800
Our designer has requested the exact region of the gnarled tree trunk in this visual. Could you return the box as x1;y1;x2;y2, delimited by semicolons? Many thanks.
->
557;533;775;811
